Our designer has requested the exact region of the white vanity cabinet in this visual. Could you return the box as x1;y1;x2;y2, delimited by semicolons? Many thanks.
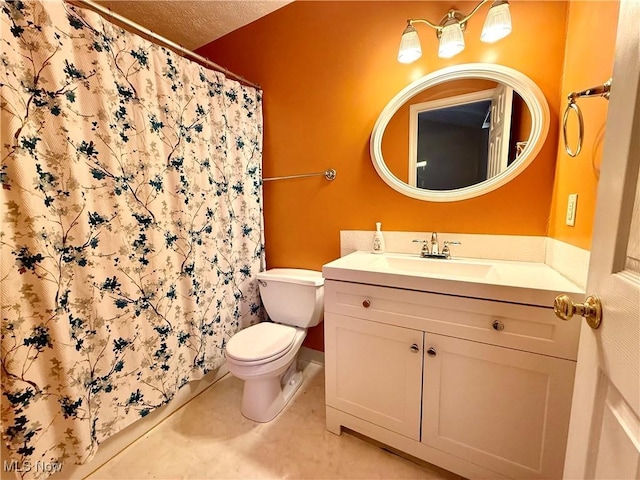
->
324;278;580;480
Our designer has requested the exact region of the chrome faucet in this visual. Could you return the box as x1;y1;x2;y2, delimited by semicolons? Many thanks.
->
430;232;439;255
413;234;461;259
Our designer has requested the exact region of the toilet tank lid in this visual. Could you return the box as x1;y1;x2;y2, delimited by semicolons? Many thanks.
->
256;268;324;286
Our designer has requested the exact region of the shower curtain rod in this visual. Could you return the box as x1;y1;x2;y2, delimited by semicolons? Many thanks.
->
68;0;261;90
263;168;337;182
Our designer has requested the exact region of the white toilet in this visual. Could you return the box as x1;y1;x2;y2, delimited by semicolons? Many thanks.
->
225;268;324;422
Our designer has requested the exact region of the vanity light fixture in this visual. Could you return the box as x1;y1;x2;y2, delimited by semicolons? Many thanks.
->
397;0;512;64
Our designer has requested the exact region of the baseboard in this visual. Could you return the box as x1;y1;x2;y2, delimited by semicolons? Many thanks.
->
299;346;325;366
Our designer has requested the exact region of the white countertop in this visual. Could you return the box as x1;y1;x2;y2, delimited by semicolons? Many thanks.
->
322;251;585;308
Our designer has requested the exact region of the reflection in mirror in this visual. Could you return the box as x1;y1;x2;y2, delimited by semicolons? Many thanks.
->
381;79;532;191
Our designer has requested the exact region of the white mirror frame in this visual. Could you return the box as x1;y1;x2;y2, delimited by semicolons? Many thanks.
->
370;63;550;202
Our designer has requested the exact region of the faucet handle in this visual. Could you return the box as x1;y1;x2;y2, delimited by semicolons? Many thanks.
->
442;241;461;259
412;239;430;257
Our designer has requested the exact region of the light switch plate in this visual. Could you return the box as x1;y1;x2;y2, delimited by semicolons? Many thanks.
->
566;193;578;226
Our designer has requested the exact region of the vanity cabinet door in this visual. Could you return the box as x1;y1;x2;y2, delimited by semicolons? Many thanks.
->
422;334;576;480
324;312;424;440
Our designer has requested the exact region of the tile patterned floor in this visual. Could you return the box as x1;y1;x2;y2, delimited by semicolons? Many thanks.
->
87;362;463;479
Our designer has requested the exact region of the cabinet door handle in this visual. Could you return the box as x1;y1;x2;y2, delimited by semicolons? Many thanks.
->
427;347;437;357
492;320;505;331
410;343;420;353
362;299;371;308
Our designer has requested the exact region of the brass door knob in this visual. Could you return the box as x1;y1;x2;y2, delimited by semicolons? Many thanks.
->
553;294;602;329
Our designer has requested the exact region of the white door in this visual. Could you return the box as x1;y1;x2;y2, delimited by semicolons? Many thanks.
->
563;1;640;478
487;83;513;178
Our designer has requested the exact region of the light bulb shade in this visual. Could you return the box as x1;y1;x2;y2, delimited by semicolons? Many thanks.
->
481;2;512;43
438;22;465;58
398;24;422;64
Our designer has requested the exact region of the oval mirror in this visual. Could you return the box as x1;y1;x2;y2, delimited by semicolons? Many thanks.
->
370;64;550;202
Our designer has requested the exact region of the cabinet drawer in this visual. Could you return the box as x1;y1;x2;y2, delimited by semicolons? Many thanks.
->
324;280;580;360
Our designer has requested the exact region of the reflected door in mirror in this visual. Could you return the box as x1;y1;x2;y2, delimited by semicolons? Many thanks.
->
415;98;492;190
383;79;530;191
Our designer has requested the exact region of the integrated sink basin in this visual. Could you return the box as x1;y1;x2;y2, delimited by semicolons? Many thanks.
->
372;255;496;279
322;251;584;307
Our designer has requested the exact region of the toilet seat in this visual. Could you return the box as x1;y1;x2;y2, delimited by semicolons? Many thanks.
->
226;322;297;365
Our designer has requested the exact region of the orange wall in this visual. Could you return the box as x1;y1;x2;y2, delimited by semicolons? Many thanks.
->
548;1;619;250
197;1;569;351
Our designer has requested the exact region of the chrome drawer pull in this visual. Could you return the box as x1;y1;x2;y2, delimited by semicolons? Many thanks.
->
427;347;437;357
492;320;505;331
410;343;420;353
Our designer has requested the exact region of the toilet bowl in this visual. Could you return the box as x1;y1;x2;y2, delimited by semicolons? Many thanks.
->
225;268;324;422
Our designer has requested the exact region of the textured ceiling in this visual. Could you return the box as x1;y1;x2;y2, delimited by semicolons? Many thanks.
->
94;0;292;50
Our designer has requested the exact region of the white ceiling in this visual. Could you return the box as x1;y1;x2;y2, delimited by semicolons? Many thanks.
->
95;0;292;50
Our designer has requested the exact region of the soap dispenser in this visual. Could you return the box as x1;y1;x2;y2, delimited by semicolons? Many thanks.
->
372;222;385;254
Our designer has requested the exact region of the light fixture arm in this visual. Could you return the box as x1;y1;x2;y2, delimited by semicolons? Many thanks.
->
407;0;492;33
456;0;493;25
408;18;440;31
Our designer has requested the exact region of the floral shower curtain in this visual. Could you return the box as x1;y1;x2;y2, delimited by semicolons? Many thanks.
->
0;0;264;477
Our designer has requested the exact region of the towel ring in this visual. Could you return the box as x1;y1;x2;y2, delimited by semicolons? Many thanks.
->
562;100;584;158
562;79;611;158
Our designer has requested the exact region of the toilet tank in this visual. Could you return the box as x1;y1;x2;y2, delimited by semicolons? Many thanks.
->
256;269;324;328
